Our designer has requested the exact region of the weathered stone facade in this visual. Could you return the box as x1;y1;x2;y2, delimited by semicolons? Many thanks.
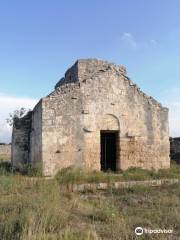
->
170;137;180;164
12;59;170;176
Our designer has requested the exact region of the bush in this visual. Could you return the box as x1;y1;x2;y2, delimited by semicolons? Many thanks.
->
0;161;13;175
21;163;42;177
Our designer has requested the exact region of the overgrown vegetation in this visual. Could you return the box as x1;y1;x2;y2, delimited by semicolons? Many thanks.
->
0;160;179;239
20;163;43;177
0;160;42;177
55;162;180;185
0;161;12;175
0;174;179;239
1;158;180;181
6;107;31;126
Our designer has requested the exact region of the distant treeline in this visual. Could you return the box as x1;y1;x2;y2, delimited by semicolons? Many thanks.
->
0;143;11;145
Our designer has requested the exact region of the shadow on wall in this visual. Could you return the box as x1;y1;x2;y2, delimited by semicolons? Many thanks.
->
170;137;180;164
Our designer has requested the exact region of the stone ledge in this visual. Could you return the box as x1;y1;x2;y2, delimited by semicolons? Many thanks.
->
69;178;180;192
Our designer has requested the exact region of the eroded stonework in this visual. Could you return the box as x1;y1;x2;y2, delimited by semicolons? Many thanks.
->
12;59;170;176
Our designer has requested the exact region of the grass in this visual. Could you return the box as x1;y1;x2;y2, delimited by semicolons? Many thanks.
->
55;162;180;185
0;159;42;177
0;175;179;239
0;160;179;239
0;161;12;175
1;158;179;183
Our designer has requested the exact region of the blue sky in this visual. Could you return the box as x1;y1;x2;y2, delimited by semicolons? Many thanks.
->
0;0;180;142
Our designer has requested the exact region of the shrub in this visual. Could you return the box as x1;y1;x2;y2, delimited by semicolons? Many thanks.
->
21;163;42;177
0;161;13;175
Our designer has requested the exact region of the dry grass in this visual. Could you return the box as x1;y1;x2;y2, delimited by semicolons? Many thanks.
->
55;162;180;185
0;165;179;239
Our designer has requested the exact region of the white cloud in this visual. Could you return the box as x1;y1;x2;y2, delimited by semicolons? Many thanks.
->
121;33;159;50
0;93;37;143
122;32;137;49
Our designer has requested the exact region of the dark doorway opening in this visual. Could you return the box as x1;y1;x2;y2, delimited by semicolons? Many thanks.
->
100;131;118;171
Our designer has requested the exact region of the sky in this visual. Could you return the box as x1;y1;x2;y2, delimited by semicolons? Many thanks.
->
0;0;180;142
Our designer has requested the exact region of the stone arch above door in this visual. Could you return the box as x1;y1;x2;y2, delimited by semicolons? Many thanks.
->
83;114;120;132
97;114;120;131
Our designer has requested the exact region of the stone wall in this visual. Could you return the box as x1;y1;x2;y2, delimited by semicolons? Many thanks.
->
41;83;84;176
11;59;170;176
71;179;180;192
0;144;11;160
30;101;42;166
11;112;32;168
170;137;180;164
40;59;170;176
77;59;169;171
